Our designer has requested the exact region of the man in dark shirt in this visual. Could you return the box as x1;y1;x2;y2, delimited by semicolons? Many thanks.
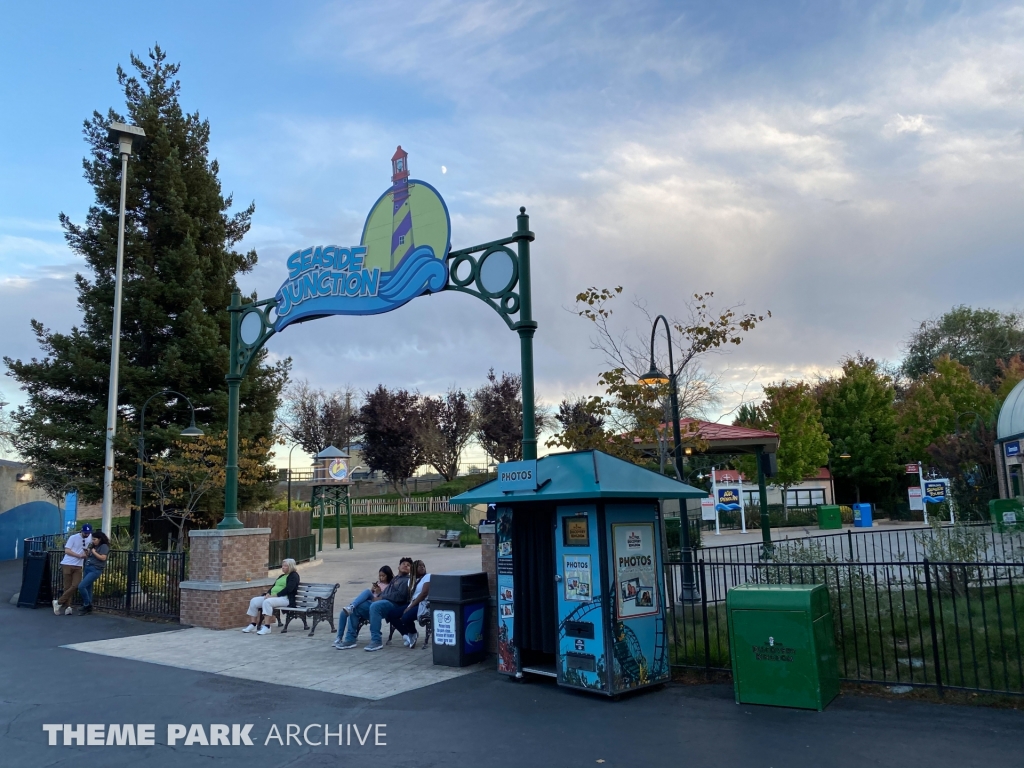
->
338;558;412;651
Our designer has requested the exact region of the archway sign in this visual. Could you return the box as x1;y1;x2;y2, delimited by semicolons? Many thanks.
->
218;147;537;528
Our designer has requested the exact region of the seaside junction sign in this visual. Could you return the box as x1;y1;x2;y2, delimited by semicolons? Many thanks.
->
218;147;539;528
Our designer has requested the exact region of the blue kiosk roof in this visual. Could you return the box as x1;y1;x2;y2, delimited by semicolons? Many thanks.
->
451;450;709;504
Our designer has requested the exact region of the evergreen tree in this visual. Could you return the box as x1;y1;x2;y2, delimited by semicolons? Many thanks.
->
4;47;288;507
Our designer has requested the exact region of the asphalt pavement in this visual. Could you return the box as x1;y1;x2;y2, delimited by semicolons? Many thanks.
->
1;558;1021;768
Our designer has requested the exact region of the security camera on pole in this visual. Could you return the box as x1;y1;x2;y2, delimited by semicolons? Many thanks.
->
99;122;145;535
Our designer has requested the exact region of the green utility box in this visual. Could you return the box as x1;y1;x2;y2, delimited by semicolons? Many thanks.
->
816;505;842;530
727;584;840;711
989;498;1024;533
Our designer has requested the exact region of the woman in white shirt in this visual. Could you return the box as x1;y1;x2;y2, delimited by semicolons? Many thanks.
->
395;560;430;648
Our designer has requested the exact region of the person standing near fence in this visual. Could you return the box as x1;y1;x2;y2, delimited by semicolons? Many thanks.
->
53;524;92;616
76;530;110;615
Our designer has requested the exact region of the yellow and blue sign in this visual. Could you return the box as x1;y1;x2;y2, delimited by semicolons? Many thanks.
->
273;146;450;331
717;487;742;512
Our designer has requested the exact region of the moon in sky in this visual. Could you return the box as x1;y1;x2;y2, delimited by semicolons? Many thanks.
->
441;165;447;174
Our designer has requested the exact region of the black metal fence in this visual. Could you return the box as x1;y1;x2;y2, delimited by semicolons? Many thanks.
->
24;536;186;621
268;535;316;569
666;556;1024;696
678;523;1024;566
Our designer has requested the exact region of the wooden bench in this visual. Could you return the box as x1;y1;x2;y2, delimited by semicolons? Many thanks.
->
437;530;463;548
275;582;339;637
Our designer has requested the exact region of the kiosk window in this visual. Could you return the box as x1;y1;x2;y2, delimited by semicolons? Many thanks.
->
563;516;590;547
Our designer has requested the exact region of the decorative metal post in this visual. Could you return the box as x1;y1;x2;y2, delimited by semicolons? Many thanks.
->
515;208;537;460
218;293;276;529
756;445;772;557
221;292;244;529
346;484;353;551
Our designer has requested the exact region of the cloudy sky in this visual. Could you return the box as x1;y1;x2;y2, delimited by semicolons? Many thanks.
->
1;1;1022;466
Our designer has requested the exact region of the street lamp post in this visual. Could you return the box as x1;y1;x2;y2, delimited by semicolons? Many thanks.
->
100;122;146;536
130;389;202;611
639;315;697;600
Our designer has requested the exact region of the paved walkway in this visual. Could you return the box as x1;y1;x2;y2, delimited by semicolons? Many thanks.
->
65;624;488;701
62;541;488;702
3;560;1021;767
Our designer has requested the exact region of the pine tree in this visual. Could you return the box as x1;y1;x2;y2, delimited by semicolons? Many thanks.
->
4;47;288;507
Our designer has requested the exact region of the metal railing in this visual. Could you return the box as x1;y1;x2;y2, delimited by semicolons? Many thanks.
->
676;523;1024;566
311;496;470;517
666;555;1024;696
24;536;186;621
268;535;317;569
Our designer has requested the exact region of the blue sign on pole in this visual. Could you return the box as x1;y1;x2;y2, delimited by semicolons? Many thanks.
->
497;460;538;492
1006;441;1021;457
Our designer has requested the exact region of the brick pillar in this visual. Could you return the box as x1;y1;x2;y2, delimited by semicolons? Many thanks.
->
179;528;273;630
479;523;498;654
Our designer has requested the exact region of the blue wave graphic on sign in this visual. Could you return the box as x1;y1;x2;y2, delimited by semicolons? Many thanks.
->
716;503;741;512
273;245;447;331
922;496;945;504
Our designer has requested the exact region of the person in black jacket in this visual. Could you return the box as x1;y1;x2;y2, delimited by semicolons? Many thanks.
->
243;559;300;635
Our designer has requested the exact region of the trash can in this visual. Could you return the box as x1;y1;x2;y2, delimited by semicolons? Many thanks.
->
852;503;873;528
430;571;490;667
727;583;840;711
989;498;1024;533
816;504;842;530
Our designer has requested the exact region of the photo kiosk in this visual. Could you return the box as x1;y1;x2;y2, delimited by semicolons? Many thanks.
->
452;450;707;697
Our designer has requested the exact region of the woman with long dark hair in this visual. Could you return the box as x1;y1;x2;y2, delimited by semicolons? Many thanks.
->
332;565;394;648
77;530;110;615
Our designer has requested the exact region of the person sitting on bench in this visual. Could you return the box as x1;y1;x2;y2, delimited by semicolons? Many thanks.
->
243;559;299;635
337;558;412;651
394;559;431;648
331;565;394;647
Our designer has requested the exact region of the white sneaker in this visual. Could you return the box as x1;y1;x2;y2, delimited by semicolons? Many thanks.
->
242;624;257;633
408;631;419;648
364;642;383;652
402;634;411;647
52;600;61;615
65;607;73;616
257;625;271;635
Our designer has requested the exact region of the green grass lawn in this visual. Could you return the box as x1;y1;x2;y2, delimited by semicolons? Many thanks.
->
74;515;131;531
316;512;481;544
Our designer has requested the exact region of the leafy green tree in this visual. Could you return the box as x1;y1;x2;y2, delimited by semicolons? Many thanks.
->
4;47;288;507
902;305;1024;387
760;382;831;515
896;356;997;461
817;356;900;503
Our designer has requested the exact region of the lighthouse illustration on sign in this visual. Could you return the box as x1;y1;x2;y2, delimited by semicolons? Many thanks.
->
389;146;413;269
272;146;451;330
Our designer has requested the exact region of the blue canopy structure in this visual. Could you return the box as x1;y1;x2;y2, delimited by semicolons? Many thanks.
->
451;450;708;505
